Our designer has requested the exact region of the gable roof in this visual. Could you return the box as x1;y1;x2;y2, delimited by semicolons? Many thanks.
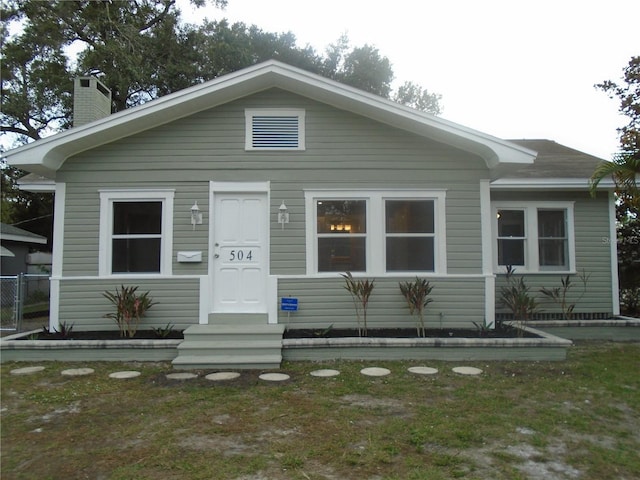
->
3;60;536;178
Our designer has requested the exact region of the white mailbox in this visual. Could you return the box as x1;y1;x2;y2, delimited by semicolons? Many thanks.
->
177;251;202;263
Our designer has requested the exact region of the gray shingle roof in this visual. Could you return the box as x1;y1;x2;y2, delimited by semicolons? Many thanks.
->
504;139;607;179
0;222;47;244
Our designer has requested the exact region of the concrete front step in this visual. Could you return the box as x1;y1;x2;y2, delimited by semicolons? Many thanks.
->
177;341;283;357
208;313;268;325
172;322;285;370
183;324;285;335
172;354;282;370
182;325;284;343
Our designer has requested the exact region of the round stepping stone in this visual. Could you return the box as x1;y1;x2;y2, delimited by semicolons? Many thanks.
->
109;371;141;379
205;372;240;381
259;373;290;382
166;372;198;380
310;369;340;377
61;368;94;377
452;366;483;376
10;366;45;375
360;367;391;377
408;366;439;375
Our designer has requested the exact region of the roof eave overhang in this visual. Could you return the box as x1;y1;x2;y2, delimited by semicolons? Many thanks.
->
490;178;616;190
3;61;537;176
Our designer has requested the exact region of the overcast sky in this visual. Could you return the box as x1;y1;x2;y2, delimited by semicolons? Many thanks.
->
179;0;639;160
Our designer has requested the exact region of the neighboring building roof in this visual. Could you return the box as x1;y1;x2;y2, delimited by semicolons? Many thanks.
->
491;139;614;190
0;223;48;245
3;60;536;178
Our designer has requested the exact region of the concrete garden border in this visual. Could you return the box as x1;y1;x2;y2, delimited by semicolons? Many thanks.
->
528;317;640;342
0;331;182;362
0;326;574;363
281;326;573;362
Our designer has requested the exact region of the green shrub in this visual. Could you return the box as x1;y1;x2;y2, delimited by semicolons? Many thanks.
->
103;285;157;338
500;266;537;333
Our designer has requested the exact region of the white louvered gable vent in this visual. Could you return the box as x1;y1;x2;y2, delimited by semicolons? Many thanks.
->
245;109;305;150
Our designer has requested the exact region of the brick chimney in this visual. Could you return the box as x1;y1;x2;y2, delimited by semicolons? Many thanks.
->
73;76;112;127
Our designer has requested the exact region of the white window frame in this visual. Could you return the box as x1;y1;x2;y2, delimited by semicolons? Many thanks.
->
305;190;447;276
492;201;575;273
245;108;306;151
99;189;174;277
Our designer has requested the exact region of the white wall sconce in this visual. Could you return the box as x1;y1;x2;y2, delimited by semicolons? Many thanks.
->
278;201;289;229
190;201;203;230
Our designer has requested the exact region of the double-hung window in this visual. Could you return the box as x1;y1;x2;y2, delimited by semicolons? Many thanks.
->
99;190;174;276
496;209;526;266
385;200;436;271
493;202;574;272
307;190;446;275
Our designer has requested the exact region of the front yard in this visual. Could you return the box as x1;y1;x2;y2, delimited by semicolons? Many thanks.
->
1;342;639;479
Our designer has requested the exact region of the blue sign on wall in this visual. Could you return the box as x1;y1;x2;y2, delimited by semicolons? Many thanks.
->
281;297;299;311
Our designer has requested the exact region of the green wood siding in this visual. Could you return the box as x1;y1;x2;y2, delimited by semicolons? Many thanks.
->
492;191;613;316
58;278;200;330
58;89;488;281
277;276;485;330
51;88;613;330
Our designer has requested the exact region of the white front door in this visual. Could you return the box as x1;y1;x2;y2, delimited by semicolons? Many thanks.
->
212;193;268;313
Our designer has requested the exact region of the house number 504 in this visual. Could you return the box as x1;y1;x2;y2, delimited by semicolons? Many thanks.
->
229;250;253;261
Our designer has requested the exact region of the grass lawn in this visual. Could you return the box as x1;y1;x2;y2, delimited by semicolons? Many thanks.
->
1;342;639;479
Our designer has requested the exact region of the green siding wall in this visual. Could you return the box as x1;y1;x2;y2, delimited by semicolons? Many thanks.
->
58;278;200;330
492;191;613;315
51;88;612;330
58;88;488;281
277;276;485;330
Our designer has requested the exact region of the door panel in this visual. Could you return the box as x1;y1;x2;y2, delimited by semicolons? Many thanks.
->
212;193;268;312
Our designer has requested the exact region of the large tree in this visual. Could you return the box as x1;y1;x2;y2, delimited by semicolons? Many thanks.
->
590;56;640;212
591;56;640;315
1;0;442;235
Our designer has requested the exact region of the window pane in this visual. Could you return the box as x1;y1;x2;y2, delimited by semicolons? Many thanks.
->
386;237;434;271
538;210;565;237
539;239;567;267
497;210;524;237
112;238;161;273
113;202;162;235
498;239;525;266
318;237;366;272
317;200;366;234
385;200;434;233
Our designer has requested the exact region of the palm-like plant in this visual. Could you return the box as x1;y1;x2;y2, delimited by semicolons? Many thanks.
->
590;152;640;209
399;277;434;338
341;272;375;337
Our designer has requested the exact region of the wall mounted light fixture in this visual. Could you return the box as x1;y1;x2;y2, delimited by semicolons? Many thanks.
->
278;201;289;229
191;201;203;230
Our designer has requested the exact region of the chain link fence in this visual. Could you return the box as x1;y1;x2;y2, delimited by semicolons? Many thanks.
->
1;274;50;332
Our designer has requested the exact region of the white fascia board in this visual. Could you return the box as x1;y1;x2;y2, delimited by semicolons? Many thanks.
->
4;60;536;175
4;67;278;176
490;178;616;190
273;66;537;168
